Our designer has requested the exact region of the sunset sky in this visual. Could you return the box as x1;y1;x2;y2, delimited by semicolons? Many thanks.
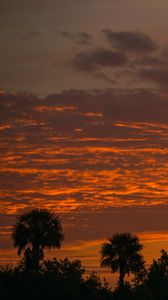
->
1;0;168;284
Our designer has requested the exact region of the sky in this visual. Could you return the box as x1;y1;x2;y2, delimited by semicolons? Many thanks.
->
1;0;168;285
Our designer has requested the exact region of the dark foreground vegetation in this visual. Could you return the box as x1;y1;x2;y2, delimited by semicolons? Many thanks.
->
1;209;168;299
1;251;168;300
0;258;111;300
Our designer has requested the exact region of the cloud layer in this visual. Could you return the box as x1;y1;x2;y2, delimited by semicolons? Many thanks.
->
1;88;168;248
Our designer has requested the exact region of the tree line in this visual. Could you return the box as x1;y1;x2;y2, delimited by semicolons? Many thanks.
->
0;208;168;300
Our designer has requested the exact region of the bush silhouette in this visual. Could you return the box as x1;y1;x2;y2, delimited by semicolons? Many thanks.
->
0;258;112;300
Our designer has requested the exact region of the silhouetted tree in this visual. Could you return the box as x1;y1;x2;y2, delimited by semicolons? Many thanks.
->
101;232;144;288
145;249;168;300
82;272;112;299
12;209;64;272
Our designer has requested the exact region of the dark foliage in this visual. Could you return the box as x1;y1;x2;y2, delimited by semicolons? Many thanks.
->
144;249;168;300
0;258;113;300
1;253;168;300
2;209;168;300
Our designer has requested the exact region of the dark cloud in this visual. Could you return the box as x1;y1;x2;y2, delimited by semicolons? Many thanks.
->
134;56;166;68
71;48;128;72
63;205;168;240
29;31;40;37
160;47;168;59
1;88;168;131
67;31;166;85
46;88;168;123
56;30;93;45
139;67;168;88
93;71;115;84
75;32;93;45
21;31;41;41
56;30;74;39
103;29;158;54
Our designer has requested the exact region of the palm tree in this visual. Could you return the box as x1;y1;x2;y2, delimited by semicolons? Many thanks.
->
100;232;144;288
12;209;64;272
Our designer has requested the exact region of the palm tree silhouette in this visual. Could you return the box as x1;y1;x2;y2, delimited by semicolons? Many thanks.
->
101;232;144;288
12;209;64;272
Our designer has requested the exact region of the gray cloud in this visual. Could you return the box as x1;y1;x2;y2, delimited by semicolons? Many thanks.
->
71;48;128;72
139;68;168;88
56;30;93;45
75;32;93;45
21;31;41;41
67;31;167;86
46;88;168;123
56;30;74;39
93;71;115;84
134;56;166;68
103;29;159;54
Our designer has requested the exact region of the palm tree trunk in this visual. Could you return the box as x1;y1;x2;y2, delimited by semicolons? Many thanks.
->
32;244;40;272
119;265;125;288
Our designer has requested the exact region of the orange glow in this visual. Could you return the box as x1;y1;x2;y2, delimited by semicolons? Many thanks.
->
34;106;75;112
